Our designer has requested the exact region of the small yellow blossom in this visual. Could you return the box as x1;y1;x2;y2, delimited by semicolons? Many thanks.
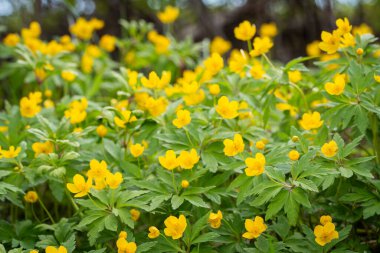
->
321;140;338;157
208;210;223;229
164;214;187;239
3;33;20;46
260;22;278;37
157;5;180;24
67;174;92;198
99;34;116;52
288;150;300;161
325;74;345;95
32;141;54;157
159;150;179;170
244;153;266;176
24;191;38;203
250;37;273;57
178;149;200;169
320;215;333;225
242;216;267;239
172;109;191;128
61;70;76;82
204;53;224;76
223;134;245;157
130;143;144;157
319;31;340;54
306;40;321;56
210;36;231;55
216;96;239;119
181;180;189;188
208;84;220;95
148;226;160;239
45;246;67;253
234;21;256;41
96;125;108;138
335;17;352;35
298;111;323;130
130;208;141;221
1;146;21;158
106;172;123;189
314;221;339;246
288;70;302;83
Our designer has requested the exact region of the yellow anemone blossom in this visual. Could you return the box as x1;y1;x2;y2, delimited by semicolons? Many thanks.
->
24;191;38;203
157;5;180;24
96;125;108;138
130;143;145;157
288;70;302;83
208;210;223;229
244;153;266;176
298;111;323;130
148;226;160;239
223;134;245;157
204;53;224;76
177;149;200;169
321;140;338;157
288;150;300;161
164;214;187;239
242;216;267;239
88;159;109;179
114;110;136;128
159;150;179;170
99;34;116;52
66;174;92;198
234;21;256;41
325;74;345;95
45;246;68;253
216;96;239;119
172;109;191;128
116;237;137;253
319;31;340;54
106;172;123;189
210;36;231;55
314;222;339;246
260;22;278;37
32;141;54;157
249;37;273;57
1;146;21;158
130;208;141;221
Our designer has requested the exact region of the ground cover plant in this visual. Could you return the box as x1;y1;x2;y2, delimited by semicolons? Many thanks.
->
0;5;380;253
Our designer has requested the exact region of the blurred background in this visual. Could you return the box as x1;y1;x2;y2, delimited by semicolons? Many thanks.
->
0;0;379;61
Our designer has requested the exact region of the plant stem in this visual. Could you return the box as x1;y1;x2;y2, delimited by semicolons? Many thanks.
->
185;128;194;147
37;195;55;224
172;170;178;194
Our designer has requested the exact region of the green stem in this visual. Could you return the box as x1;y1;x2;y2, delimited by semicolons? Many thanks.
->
371;113;380;166
31;204;41;222
88;194;107;210
289;81;309;110
223;219;240;240
37;194;55;224
160;234;184;252
185;128;194;147
262;53;275;69
247;40;252;52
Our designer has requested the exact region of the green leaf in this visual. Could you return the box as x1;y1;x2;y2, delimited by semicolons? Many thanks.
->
184;195;209;208
265;190;288;220
291;188;311;208
339;167;353;178
191;232;220;244
350;166;374;178
137;242;158;253
293;178;318;192
284;193;299;226
171;195;185;210
104;214;118;231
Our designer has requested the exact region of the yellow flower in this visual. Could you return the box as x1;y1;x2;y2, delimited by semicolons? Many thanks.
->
1;146;21;158
250;61;265;80
99;34;117;52
32;141;54;157
320;215;333;225
259;22;278;37
178;149;200;169
61;70;76;81
64;98;88;124
210;36;231;55
114;110;135;128
234;21;256;41
116;237;137;253
157;5;180;24
374;75;380;83
242;216;267;239
119;231;128;239
249;37;273;57
159;150;179;170
244;153;266;176
288;150;300;161
81;54;94;73
208;210;223;229
228;49;248;77
288;70;302;83
325;74;345;95
204;53;224;76
67;174;92;198
335;17;352;35
30;250;39;253
3;33;20;46
216;96;239;119
314;222;339;246
141;71;171;89
20;97;41;118
319;31;340;54
353;23;373;35
181;180;189;188
24;191;38;203
306;40;321;57
126;69;139;88
298;111;323;130
106;172;123;189
96;125;108;138
255;140;265;150
164;214;187;239
208;84;220;95
130;208;140;221
148;226;160;239
88;159;109;179
172;109;191;128
44;99;54;108
321;140;338;158
223;134;245;157
356;48;364;55
45;246;67;253
130;143;144;158
340;33;355;48
69;18;94;40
